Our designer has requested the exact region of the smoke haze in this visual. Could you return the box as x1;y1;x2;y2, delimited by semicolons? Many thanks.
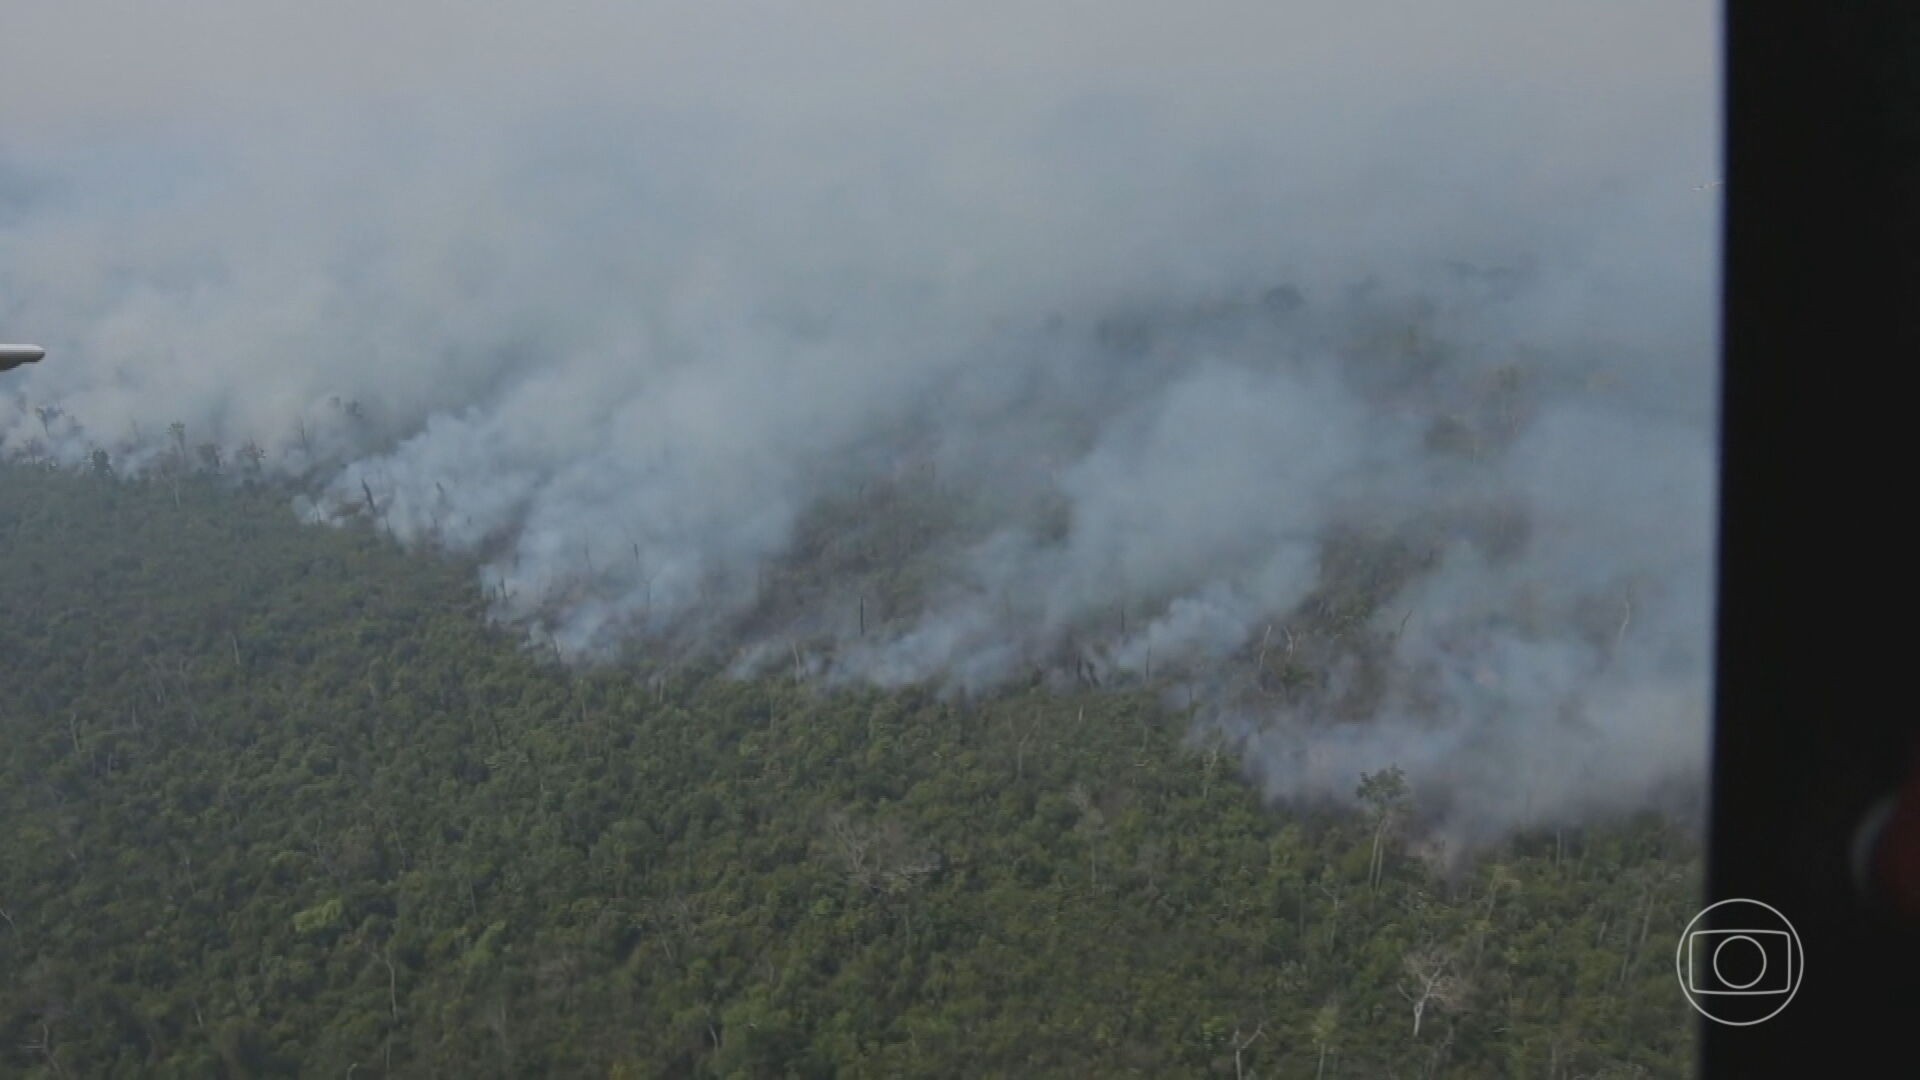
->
0;1;1720;842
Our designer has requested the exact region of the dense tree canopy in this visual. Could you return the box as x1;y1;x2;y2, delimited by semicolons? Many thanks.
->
0;462;1700;1077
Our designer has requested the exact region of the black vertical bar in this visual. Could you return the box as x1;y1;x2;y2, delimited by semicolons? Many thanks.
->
1708;2;1920;1074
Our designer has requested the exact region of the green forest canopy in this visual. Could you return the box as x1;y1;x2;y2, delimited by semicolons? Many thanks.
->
0;462;1701;1077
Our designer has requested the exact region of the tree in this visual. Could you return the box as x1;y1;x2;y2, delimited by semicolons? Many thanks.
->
1310;1001;1340;1079
1068;782;1109;887
1399;943;1468;1039
1230;1022;1264;1080
1357;766;1410;892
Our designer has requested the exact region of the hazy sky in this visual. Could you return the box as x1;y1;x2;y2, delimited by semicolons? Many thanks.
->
3;3;1710;122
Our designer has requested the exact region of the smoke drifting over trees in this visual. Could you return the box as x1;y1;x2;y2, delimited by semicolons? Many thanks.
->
0;1;1719;842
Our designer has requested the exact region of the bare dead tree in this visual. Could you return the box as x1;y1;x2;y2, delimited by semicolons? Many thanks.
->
1616;869;1665;989
375;947;400;1022
1316;878;1348;953
22;1020;68;1078
822;810;875;889
1311;1002;1339;1079
821;809;940;930
1014;710;1040;780
1200;728;1231;800
1399;944;1468;1039
1232;1023;1265;1080
877;837;940;898
1473;863;1519;962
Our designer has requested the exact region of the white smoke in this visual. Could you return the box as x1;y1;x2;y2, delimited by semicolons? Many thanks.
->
0;0;1720;840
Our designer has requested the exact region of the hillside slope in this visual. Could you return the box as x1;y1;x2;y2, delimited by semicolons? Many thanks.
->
0;463;1699;1077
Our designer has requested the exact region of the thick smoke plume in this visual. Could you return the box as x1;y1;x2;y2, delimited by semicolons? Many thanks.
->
0;1;1719;843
